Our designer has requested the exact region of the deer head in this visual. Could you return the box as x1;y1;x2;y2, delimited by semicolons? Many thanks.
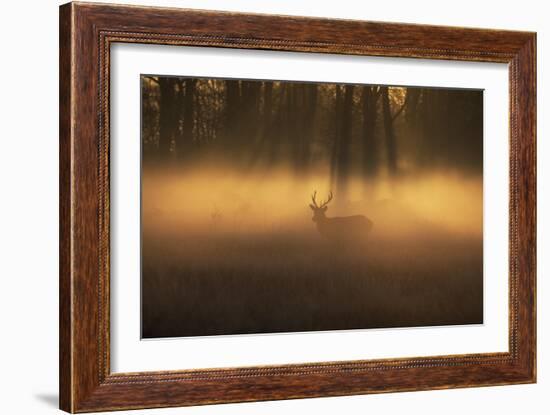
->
309;191;333;223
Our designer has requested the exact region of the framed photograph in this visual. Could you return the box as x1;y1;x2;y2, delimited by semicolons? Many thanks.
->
59;2;536;412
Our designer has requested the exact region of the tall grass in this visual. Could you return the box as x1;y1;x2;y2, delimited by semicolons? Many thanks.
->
142;228;482;338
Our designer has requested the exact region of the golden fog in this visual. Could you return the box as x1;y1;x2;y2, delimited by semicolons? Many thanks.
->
142;166;482;240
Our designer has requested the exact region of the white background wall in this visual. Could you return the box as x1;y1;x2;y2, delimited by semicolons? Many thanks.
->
0;0;546;414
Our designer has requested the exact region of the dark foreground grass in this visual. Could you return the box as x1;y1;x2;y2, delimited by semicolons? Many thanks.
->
141;229;483;338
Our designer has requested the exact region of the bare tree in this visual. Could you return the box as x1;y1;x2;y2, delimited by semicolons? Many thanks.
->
381;86;398;175
331;84;354;199
158;77;179;157
175;79;196;159
361;86;379;179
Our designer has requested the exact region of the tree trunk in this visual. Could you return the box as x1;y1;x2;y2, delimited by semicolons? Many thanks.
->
361;86;378;178
336;84;354;198
381;86;397;175
177;79;196;159
330;84;353;199
158;78;178;158
300;83;318;173
224;80;240;147
330;85;342;188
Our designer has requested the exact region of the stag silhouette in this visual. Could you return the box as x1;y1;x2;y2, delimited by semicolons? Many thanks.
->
309;191;373;242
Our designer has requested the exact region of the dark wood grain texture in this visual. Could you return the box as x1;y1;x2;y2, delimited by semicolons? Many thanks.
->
59;2;536;412
59;3;73;411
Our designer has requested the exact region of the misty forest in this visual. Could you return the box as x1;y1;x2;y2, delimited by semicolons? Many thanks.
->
141;75;483;338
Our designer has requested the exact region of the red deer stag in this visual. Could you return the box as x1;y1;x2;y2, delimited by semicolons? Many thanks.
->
309;191;373;242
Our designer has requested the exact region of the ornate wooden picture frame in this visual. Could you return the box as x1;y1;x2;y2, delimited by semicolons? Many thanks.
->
59;2;536;412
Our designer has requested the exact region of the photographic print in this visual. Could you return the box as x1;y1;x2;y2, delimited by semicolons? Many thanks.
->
59;5;536;409
140;75;483;339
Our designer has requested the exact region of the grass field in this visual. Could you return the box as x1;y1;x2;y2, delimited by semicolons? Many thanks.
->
141;226;483;338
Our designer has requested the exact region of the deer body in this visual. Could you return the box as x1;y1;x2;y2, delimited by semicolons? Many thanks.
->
314;214;373;241
309;191;373;242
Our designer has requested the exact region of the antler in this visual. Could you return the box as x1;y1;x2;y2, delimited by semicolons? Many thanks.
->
311;190;333;208
319;191;333;208
311;191;319;208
